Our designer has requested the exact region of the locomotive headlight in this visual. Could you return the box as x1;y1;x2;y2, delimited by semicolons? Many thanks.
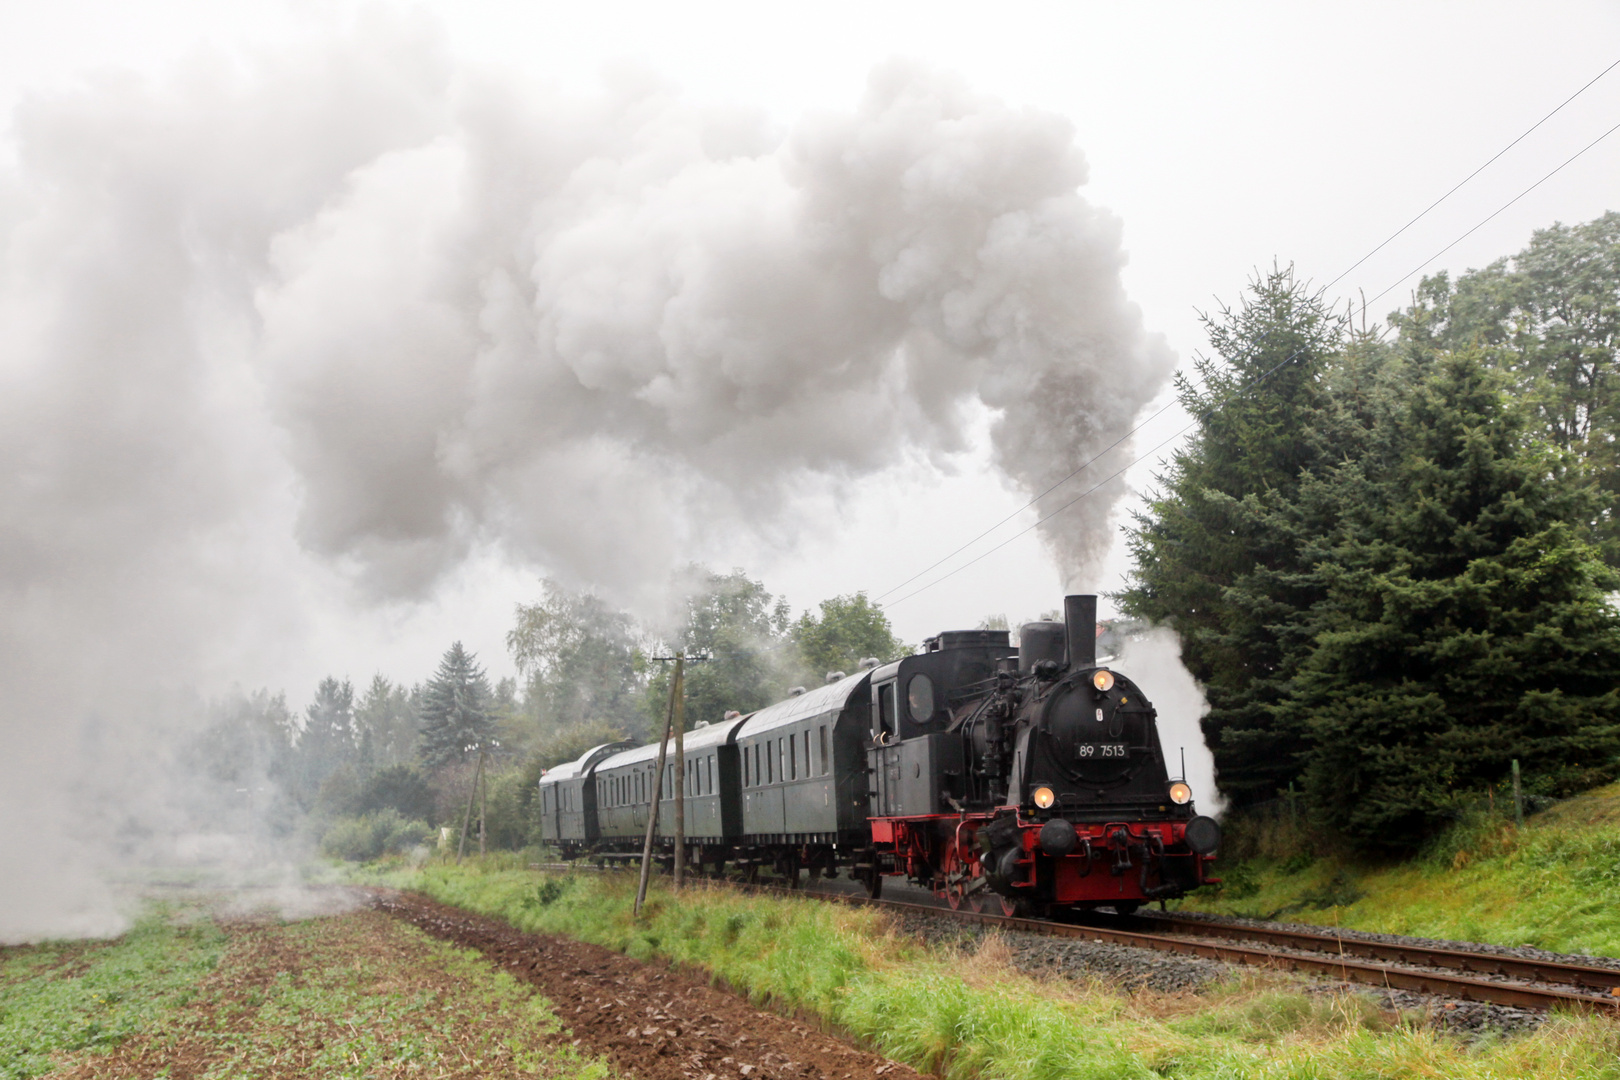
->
1033;786;1057;809
1168;782;1192;805
1092;669;1115;692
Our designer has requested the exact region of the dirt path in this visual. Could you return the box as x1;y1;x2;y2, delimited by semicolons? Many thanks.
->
371;890;924;1080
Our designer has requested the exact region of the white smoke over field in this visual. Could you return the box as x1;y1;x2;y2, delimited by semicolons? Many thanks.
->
0;12;1175;940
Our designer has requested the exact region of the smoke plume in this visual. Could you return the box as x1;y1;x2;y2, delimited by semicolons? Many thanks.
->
0;12;1174;940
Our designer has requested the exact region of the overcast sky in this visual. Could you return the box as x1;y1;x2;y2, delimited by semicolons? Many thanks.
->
4;0;1618;695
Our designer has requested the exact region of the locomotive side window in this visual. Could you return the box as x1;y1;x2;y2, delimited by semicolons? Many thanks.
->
908;675;935;723
876;682;897;741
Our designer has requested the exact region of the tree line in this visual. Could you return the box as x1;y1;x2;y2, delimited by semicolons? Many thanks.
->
194;569;908;857
1123;211;1620;851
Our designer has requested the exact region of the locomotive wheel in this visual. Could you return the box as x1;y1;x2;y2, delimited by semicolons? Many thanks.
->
942;848;984;912
998;895;1043;919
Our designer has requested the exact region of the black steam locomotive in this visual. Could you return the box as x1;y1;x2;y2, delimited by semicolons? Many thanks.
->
537;594;1220;916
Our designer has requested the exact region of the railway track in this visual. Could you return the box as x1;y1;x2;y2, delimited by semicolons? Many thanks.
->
530;861;1620;1013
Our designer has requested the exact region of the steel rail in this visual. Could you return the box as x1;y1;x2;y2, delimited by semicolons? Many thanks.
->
1134;914;1620;993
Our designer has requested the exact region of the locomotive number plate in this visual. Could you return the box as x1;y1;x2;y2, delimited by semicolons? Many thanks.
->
1077;743;1127;759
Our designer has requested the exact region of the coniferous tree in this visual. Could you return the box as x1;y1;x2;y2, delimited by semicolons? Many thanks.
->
418;642;497;766
1282;352;1620;846
1123;245;1620;849
1393;212;1620;557
1121;266;1351;805
354;674;418;772
293;676;356;803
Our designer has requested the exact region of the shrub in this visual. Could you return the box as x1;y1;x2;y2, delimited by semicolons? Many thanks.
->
320;810;432;861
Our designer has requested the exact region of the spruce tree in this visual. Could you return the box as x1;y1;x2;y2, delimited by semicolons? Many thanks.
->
1121;266;1351;805
292;676;355;803
418;642;497;766
1284;351;1620;847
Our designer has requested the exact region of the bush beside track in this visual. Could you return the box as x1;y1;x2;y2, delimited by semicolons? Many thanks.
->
360;858;1620;1080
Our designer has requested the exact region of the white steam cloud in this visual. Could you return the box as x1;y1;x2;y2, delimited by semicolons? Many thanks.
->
1117;629;1223;817
0;11;1177;940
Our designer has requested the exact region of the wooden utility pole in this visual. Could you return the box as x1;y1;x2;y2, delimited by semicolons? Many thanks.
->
673;655;687;889
479;756;488;856
1512;758;1525;827
457;748;486;864
635;657;681;917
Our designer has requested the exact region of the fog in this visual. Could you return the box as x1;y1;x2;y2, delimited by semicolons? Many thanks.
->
0;12;1198;941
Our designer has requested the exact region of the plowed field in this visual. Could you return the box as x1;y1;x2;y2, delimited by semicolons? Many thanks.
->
371;889;923;1080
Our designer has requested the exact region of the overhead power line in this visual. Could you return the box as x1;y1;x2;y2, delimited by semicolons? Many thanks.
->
873;56;1620;608
875;58;1620;611
1322;55;1620;293
1363;116;1620;309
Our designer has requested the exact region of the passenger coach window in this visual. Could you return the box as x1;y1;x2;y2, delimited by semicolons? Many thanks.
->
818;726;829;775
789;736;797;780
766;741;774;784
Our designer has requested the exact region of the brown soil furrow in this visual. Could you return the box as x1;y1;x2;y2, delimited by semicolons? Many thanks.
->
370;890;922;1080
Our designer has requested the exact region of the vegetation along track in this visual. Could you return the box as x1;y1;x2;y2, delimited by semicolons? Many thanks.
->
535;865;1619;1013
778;885;1620;1013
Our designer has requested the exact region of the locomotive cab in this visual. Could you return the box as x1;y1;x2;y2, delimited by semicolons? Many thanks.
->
866;632;1015;820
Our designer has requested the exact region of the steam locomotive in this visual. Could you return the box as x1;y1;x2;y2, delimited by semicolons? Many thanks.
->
537;594;1220;916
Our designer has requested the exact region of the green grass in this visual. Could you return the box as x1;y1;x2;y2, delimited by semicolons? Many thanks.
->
361;856;1620;1080
0;904;226;1080
2;899;611;1079
1175;782;1620;956
147;912;609;1079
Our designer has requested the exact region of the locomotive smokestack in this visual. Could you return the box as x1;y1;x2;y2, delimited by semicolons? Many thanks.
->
1064;594;1097;670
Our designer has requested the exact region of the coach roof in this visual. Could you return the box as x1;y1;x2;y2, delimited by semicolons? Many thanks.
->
736;669;872;738
593;713;749;772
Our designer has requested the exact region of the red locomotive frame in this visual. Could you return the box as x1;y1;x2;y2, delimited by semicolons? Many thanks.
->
869;811;1218;913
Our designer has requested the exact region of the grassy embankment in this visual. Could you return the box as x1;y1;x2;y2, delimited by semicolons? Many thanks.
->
1174;781;1620;956
364;857;1620;1080
0;899;609;1080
